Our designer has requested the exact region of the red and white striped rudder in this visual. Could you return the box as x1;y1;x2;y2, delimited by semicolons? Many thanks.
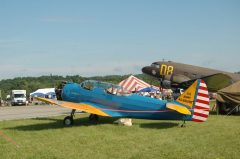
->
192;80;210;122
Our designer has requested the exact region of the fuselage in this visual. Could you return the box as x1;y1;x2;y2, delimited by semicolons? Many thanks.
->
143;61;240;81
142;61;240;90
61;82;191;121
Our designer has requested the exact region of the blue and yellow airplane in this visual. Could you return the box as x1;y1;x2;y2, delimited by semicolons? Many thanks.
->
36;79;210;126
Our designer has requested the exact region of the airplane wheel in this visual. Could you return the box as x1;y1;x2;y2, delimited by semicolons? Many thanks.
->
63;116;74;126
89;114;99;122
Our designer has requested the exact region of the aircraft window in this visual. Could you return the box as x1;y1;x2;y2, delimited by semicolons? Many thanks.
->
117;89;131;96
106;86;117;94
81;81;94;90
151;63;160;68
106;86;131;96
80;80;131;95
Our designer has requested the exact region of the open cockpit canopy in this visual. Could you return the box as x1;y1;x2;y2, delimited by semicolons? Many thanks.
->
80;80;131;96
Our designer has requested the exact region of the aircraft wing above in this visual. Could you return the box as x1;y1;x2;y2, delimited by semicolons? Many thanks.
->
177;73;233;92
35;97;110;117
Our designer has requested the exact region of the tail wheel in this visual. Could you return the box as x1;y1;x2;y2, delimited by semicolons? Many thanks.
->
63;116;74;126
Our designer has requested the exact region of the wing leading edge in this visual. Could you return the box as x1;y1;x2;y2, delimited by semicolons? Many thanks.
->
178;73;232;92
35;97;110;117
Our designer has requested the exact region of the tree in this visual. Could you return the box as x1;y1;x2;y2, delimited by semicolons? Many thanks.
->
0;74;155;100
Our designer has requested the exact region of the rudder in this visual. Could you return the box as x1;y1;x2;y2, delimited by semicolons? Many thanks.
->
192;80;210;122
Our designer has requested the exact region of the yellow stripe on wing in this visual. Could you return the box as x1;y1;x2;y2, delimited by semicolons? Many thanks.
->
35;97;110;117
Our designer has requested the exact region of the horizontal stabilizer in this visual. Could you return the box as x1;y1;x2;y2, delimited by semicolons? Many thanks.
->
166;103;191;115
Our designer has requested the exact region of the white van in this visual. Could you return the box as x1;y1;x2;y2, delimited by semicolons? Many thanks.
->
11;90;27;106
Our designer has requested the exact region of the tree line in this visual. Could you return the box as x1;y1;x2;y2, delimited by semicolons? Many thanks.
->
0;74;158;100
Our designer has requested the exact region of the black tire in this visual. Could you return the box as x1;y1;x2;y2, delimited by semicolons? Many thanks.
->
89;114;99;122
63;116;74;126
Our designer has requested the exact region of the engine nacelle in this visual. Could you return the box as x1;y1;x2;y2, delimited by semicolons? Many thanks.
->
162;80;171;88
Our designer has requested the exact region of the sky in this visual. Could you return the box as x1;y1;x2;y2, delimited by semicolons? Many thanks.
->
0;0;240;80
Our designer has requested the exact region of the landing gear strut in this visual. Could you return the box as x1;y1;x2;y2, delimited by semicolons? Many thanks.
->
180;120;186;127
63;109;76;126
89;114;99;122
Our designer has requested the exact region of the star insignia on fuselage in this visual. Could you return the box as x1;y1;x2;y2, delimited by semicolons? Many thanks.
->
152;70;156;75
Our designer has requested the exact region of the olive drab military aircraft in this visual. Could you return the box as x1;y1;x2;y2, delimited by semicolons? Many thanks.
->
142;61;240;92
36;79;210;126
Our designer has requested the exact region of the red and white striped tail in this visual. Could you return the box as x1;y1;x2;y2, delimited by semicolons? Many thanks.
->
192;80;210;122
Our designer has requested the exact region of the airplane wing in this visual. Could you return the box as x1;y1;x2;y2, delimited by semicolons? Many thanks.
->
178;73;232;92
35;97;110;117
166;103;191;115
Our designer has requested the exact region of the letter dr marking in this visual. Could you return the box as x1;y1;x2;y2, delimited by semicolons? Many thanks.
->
160;64;174;75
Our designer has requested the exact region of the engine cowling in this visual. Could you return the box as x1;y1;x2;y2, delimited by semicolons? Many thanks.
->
162;80;171;88
55;81;67;100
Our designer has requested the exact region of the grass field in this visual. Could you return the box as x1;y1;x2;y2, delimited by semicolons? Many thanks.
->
0;113;240;159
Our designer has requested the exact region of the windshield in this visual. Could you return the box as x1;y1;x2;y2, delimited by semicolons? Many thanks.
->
14;94;25;98
80;80;131;96
151;63;159;68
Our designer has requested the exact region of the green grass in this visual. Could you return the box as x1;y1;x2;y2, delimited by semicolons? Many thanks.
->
0;114;240;159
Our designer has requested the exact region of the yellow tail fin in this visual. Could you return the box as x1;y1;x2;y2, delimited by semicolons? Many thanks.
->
176;80;198;108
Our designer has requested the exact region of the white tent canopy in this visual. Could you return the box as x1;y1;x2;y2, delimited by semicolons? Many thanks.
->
30;88;55;97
